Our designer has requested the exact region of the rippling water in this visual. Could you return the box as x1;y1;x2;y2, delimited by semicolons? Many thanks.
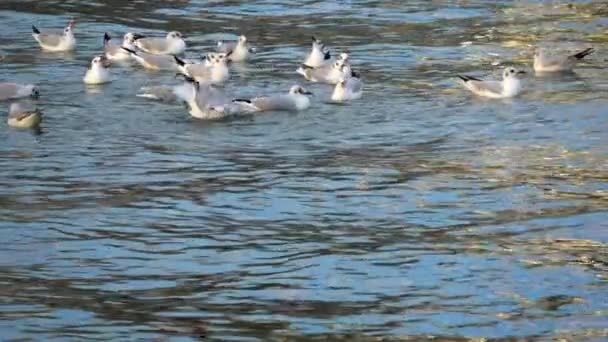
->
1;1;608;340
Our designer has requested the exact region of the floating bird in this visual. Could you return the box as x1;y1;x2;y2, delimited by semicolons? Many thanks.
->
533;47;594;73
173;74;242;119
217;35;255;62
297;53;350;84
7;103;42;129
458;67;526;99
104;32;140;61
233;85;313;112
83;55;112;85
174;53;231;85
121;47;177;71
0;83;39;101
32;20;76;52
303;36;331;68
332;65;363;102
134;31;186;55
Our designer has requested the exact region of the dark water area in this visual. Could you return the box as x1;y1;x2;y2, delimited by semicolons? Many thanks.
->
0;1;607;341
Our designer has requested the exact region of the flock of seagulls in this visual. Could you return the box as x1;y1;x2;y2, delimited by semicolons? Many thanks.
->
0;19;596;129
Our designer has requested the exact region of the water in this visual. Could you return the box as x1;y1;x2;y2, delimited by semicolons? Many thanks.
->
1;0;607;340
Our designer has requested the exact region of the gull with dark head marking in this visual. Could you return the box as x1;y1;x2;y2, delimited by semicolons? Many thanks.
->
533;47;594;73
7;103;42;129
121;47;177;71
297;53;350;84
303;36;331;68
0;83;39;101
104;32;140;61
332;64;363;102
32;20;76;52
134;31;186;55
233;85;313;113
83;55;112;85
217;35;255;62
174;53;231;85
458;67;526;99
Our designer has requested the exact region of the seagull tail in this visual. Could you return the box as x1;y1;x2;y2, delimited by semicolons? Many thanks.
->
104;32;111;45
457;74;481;82
121;47;137;55
173;55;186;67
572;48;594;60
32;25;40;34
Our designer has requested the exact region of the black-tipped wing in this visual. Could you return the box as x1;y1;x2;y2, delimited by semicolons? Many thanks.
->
571;48;594;60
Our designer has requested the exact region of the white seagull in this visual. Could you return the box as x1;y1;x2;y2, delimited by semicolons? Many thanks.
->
0;83;39;101
7;103;42;129
83;55;112;85
458;67;526;99
303;36;331;68
134;31;186;55
331;65;363;102
297;53;350;84
121;47;177;71
173;74;243;119
217;35;255;62
104;32;140;61
533;47;594;73
173;53;231;85
32;20;76;52
233;85;313;113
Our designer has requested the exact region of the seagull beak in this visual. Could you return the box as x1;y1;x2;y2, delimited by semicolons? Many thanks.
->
132;34;146;40
302;90;313;96
517;70;527;75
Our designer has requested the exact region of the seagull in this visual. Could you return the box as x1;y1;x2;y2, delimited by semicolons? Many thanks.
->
173;74;243;119
217;35;255;62
83;55;112;85
32;20;76;52
303;36;331;68
233;85;313;112
134;31;186;55
457;67;526;99
533;47;594;73
121;47;177;71
0;83;39;101
297;53;350;84
174;53;231;85
7;103;42;129
104;32;141;61
331;65;363;102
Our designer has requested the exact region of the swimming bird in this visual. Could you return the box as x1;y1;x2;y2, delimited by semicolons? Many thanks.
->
233;85;313;113
134;31;186;55
457;67;526;99
331;65;363;102
304;36;331;68
7;103;42;129
104;32;141;61
297;53;350;84
0;83;39;101
217;35;255;62
173;74;243;119
32;20;76;52
121;47;177;71
533;47;594;73
174;53;231;85
83;55;112;85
